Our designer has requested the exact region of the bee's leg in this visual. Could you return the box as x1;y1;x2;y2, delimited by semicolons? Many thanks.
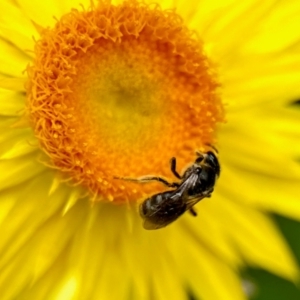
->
204;188;214;198
138;176;180;188
170;157;182;179
189;207;197;217
114;176;180;188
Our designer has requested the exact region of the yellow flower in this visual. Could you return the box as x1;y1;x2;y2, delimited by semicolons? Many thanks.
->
0;0;300;299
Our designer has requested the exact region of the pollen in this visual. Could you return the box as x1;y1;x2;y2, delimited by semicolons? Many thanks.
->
26;0;225;203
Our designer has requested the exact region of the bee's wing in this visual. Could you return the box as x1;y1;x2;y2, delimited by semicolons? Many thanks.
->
178;172;208;211
142;193;185;230
143;219;167;230
185;194;206;211
143;196;205;230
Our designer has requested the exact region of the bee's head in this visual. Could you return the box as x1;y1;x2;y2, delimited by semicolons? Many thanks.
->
195;150;220;175
204;151;220;177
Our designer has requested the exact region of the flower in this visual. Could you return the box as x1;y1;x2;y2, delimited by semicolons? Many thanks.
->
0;0;300;299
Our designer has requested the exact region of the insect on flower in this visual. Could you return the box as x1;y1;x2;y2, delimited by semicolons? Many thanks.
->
115;147;220;230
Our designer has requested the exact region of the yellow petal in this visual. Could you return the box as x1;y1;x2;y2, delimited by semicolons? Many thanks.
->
219;134;300;180
171;225;247;300
204;0;300;58
0;88;25;116
0;116;35;156
0;205;85;299
15;0;63;28
221;167;300;220
243;0;300;54
93;255;141;300
18;254;77;300
0;76;26;91
16;0;90;28
0;172;64;265
75;205;145;298
62;188;82;215
186;0;237;33
191;1;275;55
59;0;92;14
210;198;299;281
180;206;241;266
0;0;37;53
55;276;78;300
0;174;84;300
0;39;29;77
0;136;37;159
222;53;300;109
223;105;300;158
66;204;188;299
157;0;174;10
0;151;45;191
150;261;188;300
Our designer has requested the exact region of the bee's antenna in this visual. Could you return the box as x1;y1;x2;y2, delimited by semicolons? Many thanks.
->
195;150;204;157
204;143;218;154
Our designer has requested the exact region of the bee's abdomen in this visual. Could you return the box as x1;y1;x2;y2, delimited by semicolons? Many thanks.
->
140;191;173;217
139;191;186;227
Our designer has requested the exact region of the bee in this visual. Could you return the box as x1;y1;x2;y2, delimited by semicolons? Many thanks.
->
115;148;220;230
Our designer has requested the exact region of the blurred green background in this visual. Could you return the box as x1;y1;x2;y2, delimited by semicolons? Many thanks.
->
188;215;300;300
244;215;300;300
248;102;300;299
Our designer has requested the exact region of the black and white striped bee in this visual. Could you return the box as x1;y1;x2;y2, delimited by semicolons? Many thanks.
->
115;148;220;230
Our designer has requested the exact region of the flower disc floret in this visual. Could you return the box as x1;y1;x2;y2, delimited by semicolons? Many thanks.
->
26;0;224;202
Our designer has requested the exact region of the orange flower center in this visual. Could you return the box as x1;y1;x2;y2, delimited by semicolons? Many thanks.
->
26;0;225;203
